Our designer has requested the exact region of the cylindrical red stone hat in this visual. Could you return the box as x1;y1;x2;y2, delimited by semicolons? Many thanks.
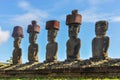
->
66;10;82;25
12;26;24;38
27;20;40;33
46;20;60;30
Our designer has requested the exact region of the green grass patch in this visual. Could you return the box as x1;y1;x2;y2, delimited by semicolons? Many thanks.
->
0;78;120;80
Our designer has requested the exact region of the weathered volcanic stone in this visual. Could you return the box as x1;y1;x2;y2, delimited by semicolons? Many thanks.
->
65;10;82;62
66;10;82;25
92;20;110;60
27;20;40;63
46;20;60;30
12;26;24;65
27;20;40;33
45;20;60;63
12;26;24;38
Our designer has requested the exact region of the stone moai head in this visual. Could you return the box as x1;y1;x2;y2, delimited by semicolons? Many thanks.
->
66;10;82;39
27;20;40;44
12;26;24;48
95;20;108;36
46;20;60;42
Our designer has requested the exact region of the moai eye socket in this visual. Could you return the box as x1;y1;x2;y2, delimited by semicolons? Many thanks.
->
69;25;72;28
69;25;73;31
101;23;105;27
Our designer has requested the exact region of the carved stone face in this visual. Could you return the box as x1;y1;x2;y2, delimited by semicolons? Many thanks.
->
48;29;58;42
95;21;108;36
14;37;21;48
29;32;37;44
68;24;80;39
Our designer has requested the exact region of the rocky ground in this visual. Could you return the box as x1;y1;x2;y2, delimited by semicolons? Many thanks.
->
0;58;120;70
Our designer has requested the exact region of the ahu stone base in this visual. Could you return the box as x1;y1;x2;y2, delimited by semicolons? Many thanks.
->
1;59;120;78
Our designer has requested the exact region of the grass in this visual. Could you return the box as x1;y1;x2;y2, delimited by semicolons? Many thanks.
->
0;78;120;80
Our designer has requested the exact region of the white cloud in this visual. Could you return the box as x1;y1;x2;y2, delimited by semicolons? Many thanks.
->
56;0;119;23
18;1;30;10
88;0;114;6
80;9;110;23
10;1;48;27
78;0;120;23
0;27;10;46
111;16;120;22
59;9;112;23
88;0;100;6
11;10;48;25
87;0;120;22
80;8;120;23
54;10;120;23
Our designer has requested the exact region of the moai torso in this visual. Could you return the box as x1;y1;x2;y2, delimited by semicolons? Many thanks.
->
67;38;80;60
92;20;110;60
46;42;58;61
45;20;59;63
13;48;22;64
28;43;38;62
92;36;109;59
66;10;82;61
12;26;24;65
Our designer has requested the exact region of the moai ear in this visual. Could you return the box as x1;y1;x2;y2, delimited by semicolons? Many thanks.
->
35;33;37;40
53;30;58;37
78;25;80;32
104;21;108;31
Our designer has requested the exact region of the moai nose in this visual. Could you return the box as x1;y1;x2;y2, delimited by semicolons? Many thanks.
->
70;26;74;32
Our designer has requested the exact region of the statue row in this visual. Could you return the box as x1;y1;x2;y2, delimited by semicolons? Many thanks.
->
12;10;109;64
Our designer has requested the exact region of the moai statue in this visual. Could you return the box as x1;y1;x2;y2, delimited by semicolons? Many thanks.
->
27;20;40;63
45;20;60;63
65;10;82;62
92;20;110;60
12;26;24;65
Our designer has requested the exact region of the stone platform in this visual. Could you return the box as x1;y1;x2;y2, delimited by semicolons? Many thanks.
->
1;58;120;78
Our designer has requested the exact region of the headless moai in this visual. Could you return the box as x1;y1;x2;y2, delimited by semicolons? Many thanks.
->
12;26;24;64
27;20;40;63
45;20;60;63
92;20;110;60
65;10;82;61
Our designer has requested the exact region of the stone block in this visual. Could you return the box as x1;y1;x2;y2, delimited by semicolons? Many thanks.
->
12;26;24;38
66;10;82;25
46;20;60;30
27;25;40;33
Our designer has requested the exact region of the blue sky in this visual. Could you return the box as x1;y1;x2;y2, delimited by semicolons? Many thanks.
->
0;0;120;63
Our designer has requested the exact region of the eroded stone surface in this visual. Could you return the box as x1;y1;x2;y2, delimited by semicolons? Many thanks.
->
92;20;110;60
13;37;22;64
27;20;40;63
12;26;24;38
45;20;60;63
66;10;81;61
66;10;82;25
1;59;120;70
12;26;23;65
27;20;40;33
